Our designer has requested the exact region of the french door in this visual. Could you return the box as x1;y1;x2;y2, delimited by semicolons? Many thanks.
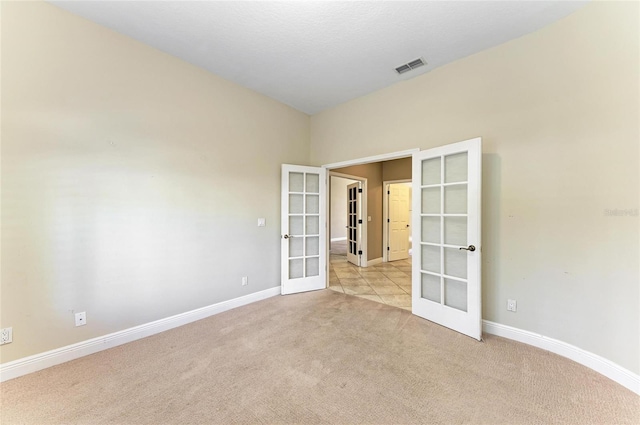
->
412;138;482;340
388;183;411;261
346;182;361;266
281;165;327;295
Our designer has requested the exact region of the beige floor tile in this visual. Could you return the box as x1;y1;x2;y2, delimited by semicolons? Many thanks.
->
358;271;386;279
364;276;396;286
339;277;369;286
354;294;383;303
379;294;412;307
343;285;377;296
389;276;411;286
399;284;412;294
381;271;409;278
372;285;406;295
328;285;344;293
395;266;412;273
335;270;362;279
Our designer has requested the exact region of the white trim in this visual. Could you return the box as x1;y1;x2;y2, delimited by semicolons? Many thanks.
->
483;320;640;395
0;287;281;382
364;257;383;267
330;237;347;242
323;148;420;170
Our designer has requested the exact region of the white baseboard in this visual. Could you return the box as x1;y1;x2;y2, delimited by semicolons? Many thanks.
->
0;286;281;382
483;320;640;395
330;237;347;242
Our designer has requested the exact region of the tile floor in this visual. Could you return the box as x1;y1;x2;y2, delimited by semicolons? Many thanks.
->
329;241;412;311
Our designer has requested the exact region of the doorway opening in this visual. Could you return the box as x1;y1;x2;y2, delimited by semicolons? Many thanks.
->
324;150;417;310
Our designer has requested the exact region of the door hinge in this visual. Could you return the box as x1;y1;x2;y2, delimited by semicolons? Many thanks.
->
387;190;390;194
387;246;390;251
358;219;363;224
358;250;363;255
358;188;363;193
387;218;390;223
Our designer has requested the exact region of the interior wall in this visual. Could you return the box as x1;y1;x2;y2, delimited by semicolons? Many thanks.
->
332;163;384;260
330;176;356;241
382;158;412;182
310;2;640;374
0;2;310;363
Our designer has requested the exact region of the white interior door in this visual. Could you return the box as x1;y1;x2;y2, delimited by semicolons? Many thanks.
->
411;138;482;340
388;184;411;261
346;182;361;266
281;165;327;295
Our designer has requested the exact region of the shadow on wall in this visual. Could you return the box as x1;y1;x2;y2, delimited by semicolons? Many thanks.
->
481;153;502;321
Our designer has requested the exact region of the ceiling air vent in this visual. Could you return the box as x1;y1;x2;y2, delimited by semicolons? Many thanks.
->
395;57;426;75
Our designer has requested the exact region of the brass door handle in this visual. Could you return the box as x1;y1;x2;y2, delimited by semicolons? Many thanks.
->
459;245;476;251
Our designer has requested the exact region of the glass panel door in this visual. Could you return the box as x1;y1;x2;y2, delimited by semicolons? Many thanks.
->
281;165;326;295
412;138;482;340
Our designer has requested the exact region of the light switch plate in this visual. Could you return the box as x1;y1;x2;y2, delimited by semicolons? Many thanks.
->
257;218;266;227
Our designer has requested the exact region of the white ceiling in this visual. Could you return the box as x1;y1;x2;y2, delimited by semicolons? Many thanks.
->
49;1;588;115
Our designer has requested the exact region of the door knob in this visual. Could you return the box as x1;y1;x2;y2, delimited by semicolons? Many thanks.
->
283;234;296;239
459;245;476;251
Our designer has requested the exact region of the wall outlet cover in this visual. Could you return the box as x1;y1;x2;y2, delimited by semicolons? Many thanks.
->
0;327;13;345
75;312;87;327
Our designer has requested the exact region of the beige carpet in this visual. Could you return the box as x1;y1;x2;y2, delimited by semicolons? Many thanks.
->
1;290;638;424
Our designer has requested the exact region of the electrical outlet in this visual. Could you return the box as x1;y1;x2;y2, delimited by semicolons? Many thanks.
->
0;327;13;345
257;218;266;227
241;276;248;286
75;312;87;327
507;299;517;312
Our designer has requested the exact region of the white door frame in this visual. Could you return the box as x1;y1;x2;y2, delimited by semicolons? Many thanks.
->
383;179;412;262
328;171;367;265
323;149;419;278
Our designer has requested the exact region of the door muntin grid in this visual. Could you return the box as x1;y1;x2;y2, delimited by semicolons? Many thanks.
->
420;152;469;312
348;186;358;256
288;171;320;279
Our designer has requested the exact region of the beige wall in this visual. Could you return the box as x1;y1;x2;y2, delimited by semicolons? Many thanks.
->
0;2;309;362
382;158;412;182
311;2;640;374
332;163;384;260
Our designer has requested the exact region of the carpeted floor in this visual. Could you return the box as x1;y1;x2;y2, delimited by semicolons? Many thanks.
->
1;290;638;424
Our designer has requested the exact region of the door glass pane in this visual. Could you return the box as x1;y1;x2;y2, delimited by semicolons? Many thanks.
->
305;236;319;256
289;194;303;214
421;273;441;303
421;244;440;273
421;216;440;244
289;237;303;258
290;172;304;192
289;216;303;236
444;278;467;312
444;217;466;246
305;173;320;193
289;258;303;279
306;216;319;235
422;157;441;185
306;257;319;277
421;187;441;214
305;195;319;214
444;184;467;214
444;247;467;279
444;152;468;183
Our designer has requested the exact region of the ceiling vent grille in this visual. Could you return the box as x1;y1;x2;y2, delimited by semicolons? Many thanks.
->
395;58;426;75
